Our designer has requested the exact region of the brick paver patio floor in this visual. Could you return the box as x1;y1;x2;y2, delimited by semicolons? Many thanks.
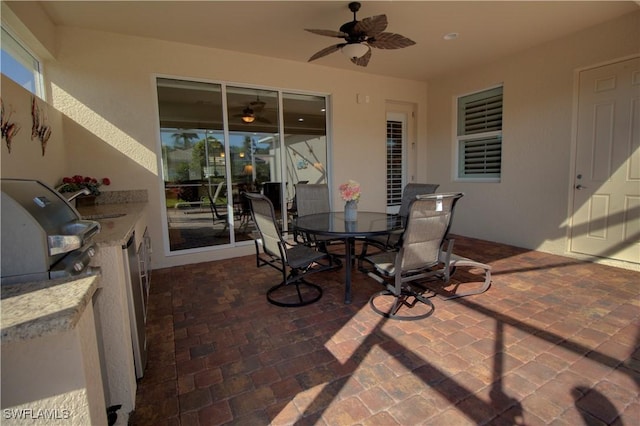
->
130;236;639;425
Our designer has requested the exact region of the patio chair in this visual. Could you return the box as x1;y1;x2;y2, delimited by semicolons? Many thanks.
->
263;182;283;213
293;183;345;260
378;183;440;248
358;183;440;267
295;183;331;216
245;192;336;307
287;180;309;217
363;192;463;320
205;182;229;232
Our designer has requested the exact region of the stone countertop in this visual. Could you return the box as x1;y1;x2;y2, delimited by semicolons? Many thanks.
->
1;274;100;343
77;202;148;248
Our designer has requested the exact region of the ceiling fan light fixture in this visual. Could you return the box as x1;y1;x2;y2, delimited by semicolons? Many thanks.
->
341;43;368;59
241;107;256;123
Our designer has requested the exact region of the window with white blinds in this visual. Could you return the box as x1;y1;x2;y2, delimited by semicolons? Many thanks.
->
456;86;503;180
386;120;403;207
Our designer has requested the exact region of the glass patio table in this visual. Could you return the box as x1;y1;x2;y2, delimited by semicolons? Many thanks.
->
292;211;403;304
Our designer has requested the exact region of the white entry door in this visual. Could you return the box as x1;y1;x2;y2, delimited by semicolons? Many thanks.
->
570;57;640;263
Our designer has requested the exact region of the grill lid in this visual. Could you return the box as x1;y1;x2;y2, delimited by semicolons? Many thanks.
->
1;179;101;284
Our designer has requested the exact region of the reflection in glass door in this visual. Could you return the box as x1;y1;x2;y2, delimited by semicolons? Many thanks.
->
157;78;230;251
157;78;328;253
282;92;328;211
226;87;282;227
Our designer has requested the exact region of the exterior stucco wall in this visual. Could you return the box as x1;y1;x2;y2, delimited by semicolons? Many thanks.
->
426;11;640;260
41;27;427;268
3;1;638;269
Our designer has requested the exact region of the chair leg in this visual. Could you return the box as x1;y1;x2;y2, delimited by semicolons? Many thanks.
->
369;288;435;321
266;276;323;307
436;257;492;300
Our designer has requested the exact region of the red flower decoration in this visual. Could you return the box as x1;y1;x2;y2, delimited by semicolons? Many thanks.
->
57;175;111;196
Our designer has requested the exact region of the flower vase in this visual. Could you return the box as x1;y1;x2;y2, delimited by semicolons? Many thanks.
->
344;200;358;222
344;220;356;232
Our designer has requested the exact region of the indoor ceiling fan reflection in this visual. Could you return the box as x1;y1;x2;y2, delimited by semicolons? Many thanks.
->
233;96;271;124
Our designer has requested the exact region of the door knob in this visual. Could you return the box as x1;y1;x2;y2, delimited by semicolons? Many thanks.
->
575;184;587;190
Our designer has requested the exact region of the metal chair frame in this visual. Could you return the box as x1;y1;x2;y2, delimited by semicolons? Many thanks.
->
293;184;345;263
363;192;463;320
360;183;440;254
245;193;336;307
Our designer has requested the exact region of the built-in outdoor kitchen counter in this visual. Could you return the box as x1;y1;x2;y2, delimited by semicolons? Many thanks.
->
1;274;106;425
1;189;149;426
0;189;148;341
75;190;151;425
75;190;149;247
1;275;100;342
77;203;147;246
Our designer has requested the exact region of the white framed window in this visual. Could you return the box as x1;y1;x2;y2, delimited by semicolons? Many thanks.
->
1;25;44;97
456;86;503;181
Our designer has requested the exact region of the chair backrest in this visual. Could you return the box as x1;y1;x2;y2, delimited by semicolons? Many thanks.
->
205;182;227;220
398;183;440;218
245;193;284;259
289;181;309;212
295;184;331;216
262;182;282;211
399;192;463;272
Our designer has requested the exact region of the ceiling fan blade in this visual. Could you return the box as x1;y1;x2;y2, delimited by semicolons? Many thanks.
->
256;116;271;124
350;48;371;67
368;32;416;49
305;28;347;38
308;44;343;62
354;14;387;37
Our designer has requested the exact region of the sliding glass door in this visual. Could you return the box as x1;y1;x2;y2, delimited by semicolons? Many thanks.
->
156;78;328;253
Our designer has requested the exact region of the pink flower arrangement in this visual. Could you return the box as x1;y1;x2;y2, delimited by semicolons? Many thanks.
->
58;175;111;196
339;180;361;202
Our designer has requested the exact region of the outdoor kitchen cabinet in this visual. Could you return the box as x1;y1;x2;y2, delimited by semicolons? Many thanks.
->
1;276;107;426
86;201;149;424
92;243;138;420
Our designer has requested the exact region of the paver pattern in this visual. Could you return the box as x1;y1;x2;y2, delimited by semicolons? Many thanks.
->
130;236;640;425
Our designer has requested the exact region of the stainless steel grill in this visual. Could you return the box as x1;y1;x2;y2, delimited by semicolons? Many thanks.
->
1;178;101;285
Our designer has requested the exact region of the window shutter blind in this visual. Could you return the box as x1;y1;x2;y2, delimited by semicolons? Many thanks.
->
457;86;503;178
463;95;502;134
387;120;403;206
460;136;502;176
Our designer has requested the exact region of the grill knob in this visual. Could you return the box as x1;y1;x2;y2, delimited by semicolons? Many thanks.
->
73;261;85;272
87;247;96;257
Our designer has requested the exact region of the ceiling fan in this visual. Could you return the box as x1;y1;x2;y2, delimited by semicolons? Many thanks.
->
305;1;415;67
233;96;270;124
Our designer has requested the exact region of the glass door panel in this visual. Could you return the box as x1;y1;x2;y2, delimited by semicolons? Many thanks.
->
157;78;329;252
226;87;281;231
157;78;231;251
282;93;328;224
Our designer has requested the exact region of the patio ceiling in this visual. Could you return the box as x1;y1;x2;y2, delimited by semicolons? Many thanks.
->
36;1;639;82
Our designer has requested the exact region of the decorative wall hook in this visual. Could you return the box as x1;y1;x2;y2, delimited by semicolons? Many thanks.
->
31;96;52;156
1;98;21;153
